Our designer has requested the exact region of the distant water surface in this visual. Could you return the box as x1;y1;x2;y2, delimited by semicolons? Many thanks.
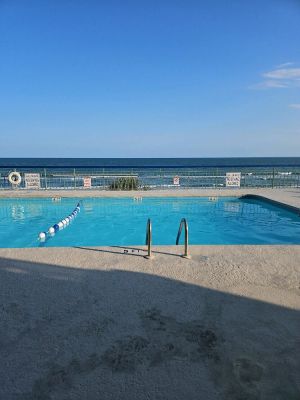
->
1;157;300;168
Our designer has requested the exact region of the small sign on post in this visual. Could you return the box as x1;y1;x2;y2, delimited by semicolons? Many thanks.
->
226;172;241;188
83;176;92;189
25;173;40;189
173;176;180;185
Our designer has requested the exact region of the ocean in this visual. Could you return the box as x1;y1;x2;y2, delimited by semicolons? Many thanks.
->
0;157;300;169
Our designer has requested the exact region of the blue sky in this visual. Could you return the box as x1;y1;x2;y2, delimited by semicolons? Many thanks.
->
0;0;299;157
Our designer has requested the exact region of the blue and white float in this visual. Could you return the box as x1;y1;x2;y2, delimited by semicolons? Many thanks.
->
38;232;47;242
38;202;81;242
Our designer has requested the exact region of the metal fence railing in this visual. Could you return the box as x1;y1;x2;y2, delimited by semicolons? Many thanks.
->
0;167;299;190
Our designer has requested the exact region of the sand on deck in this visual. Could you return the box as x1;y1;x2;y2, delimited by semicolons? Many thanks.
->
0;244;299;400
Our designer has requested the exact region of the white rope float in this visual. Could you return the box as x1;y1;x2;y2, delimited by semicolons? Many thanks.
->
38;202;81;242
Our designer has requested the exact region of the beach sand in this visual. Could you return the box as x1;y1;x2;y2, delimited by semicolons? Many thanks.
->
1;244;299;399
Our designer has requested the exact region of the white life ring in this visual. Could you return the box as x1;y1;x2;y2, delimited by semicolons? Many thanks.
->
8;171;22;185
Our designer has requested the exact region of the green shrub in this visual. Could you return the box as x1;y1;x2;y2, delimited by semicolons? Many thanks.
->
109;177;139;190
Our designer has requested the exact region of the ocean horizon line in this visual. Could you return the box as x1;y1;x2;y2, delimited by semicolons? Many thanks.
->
0;156;300;169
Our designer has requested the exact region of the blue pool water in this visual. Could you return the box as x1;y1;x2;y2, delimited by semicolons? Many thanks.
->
0;197;299;248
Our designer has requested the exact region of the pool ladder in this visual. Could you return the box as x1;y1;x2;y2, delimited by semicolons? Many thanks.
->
145;218;153;259
176;218;191;259
145;218;191;259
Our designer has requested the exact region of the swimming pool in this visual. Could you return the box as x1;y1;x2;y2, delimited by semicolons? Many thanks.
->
0;197;299;248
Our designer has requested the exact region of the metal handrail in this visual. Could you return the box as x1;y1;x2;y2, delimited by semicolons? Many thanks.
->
145;218;153;259
176;218;191;259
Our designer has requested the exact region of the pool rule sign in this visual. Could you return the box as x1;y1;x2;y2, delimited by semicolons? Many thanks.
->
173;176;180;185
25;173;41;189
226;172;241;187
83;176;92;188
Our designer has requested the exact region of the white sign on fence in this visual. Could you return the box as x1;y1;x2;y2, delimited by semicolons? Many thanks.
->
83;176;92;188
25;173;41;189
226;172;241;187
173;176;180;185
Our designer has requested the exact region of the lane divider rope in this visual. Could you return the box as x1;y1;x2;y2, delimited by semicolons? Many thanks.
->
38;202;81;242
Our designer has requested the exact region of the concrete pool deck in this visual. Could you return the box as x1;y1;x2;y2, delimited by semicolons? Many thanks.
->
0;245;299;399
0;188;300;399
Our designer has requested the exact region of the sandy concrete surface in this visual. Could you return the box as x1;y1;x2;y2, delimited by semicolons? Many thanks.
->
0;245;300;399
